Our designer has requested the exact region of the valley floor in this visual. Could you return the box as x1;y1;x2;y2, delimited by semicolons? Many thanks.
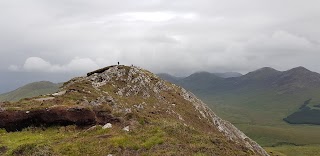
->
265;145;320;156
237;124;320;156
197;93;320;156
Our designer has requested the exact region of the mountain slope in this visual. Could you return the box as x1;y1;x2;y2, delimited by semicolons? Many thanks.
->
160;66;320;150
157;72;242;80
275;67;320;93
213;72;243;78
241;67;281;80
156;73;183;84
178;72;223;91
0;81;61;102
161;66;320;97
0;65;268;156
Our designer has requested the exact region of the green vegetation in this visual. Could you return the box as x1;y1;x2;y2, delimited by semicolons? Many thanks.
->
0;121;252;156
0;65;260;155
284;99;320;125
266;145;320;156
158;67;320;155
0;81;61;102
10;143;54;156
195;88;320;156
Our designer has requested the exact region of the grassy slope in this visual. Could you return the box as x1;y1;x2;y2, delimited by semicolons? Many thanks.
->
0;122;229;156
193;88;320;156
159;69;320;156
0;66;256;156
0;81;61;102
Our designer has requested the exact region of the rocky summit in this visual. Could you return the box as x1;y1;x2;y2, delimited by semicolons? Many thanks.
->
0;65;268;156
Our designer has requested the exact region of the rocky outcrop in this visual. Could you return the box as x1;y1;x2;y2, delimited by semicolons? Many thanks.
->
0;105;120;132
87;65;116;76
84;65;269;156
0;65;269;155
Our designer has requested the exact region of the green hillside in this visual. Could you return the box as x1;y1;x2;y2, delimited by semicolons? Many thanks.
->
159;67;320;156
0;81;61;102
0;66;268;156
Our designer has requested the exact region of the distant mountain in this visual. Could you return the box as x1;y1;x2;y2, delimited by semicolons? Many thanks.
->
213;72;243;78
158;72;242;80
276;67;320;91
157;71;242;90
161;66;320;148
156;73;183;83
235;66;320;94
176;72;224;91
241;67;281;80
0;81;61;102
0;71;77;94
171;66;320;101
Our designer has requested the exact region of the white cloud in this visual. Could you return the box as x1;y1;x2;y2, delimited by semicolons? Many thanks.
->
8;65;19;71
64;58;100;72
1;0;320;77
22;57;100;73
23;57;52;72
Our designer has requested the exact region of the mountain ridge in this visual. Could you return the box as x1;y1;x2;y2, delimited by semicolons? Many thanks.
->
0;81;62;102
158;66;320;94
0;65;268;156
159;66;320;152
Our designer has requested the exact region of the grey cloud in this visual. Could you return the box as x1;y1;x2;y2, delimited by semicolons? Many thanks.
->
1;0;320;92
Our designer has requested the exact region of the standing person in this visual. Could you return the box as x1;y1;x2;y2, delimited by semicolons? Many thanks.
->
118;62;119;65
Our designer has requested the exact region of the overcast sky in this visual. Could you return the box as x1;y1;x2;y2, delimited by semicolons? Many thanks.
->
1;0;320;92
